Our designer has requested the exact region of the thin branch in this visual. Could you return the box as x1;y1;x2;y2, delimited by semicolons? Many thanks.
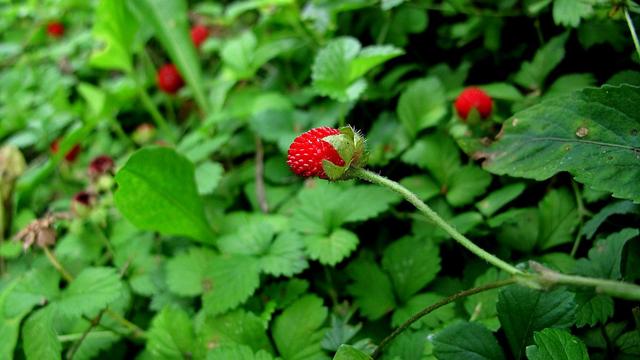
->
625;8;640;60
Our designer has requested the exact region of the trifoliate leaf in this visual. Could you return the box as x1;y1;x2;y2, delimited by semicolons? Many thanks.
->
397;77;447;138
526;328;589;360
55;267;123;317
497;286;576;359
166;247;217;297
347;256;396;320
381;236;441;303
432;321;506;360
537;188;579;250
147;306;195;359
22;307;61;360
273;295;328;360
260;232;308;276
202;255;261;316
392;293;455;330
305;228;359;266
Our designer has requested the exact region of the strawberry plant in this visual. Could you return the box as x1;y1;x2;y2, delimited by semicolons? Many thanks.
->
1;1;640;360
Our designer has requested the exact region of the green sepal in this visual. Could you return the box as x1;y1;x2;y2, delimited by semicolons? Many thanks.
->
322;160;349;181
321;125;368;181
323;134;355;165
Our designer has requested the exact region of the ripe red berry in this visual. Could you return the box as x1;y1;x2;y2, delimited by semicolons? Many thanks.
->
190;25;209;48
50;139;81;162
46;21;65;38
454;87;493;120
156;64;184;94
287;127;346;179
88;155;115;178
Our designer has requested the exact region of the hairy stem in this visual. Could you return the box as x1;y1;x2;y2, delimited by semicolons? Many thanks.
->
371;278;517;359
353;168;524;276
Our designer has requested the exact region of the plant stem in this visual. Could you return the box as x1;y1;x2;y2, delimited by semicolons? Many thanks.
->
625;8;640;60
42;247;146;338
371;278;516;359
570;181;586;257
353;168;524;276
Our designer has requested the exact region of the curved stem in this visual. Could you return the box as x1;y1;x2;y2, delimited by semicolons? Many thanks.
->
625;8;640;60
371;278;516;359
353;168;523;276
43;247;74;282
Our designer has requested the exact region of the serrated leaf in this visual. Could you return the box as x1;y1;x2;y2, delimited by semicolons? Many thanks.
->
392;293;455;330
497;286;576;359
4;267;60;318
71;331;120;360
198;310;273;355
114;147;215;243
446;166;492;207
147;306;195;359
574;292;614;328
202;255;261;316
537;188;579;250
526;328;589;360
207;344;275;360
382;237;440;302
312;37;402;101
514;33;568;89
89;0;138;72
56;267;122;317
575;228;639;279
333;345;372;360
306;228;359;266
273;295;328;360
0;280;32;359
347;256;396;320
129;0;209;112
397;77;447;138
480;84;640;202
261;232;308;276
166;247;217;297
432;321;506;360
22;307;61;360
476;183;526;217
552;0;593;28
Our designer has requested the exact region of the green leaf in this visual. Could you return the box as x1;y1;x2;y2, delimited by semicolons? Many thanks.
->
399;175;440;202
147;306;195;359
552;0;593;28
221;31;295;80
333;345;372;360
446;166;492;207
525;328;589;360
575;228;639;279
207;344;275;360
397;77;447;138
114;147;215;243
273;295;329;360
4;267;60;318
480;83;524;101
202;255;261;316
195;161;224;195
392;293;455;330
347;256;396;320
480;84;640;202
382;237;440;302
537;188;579;250
166;247;217;297
56;267;123;317
306;228;359;266
573;292;614;328
90;0;138;72
130;0;209;112
22;307;61;360
260;231;309;276
464;268;510;331
312;37;402;102
497;286;576;359
476;183;526;217
581;201;638;239
401;132;460;184
198;310;273;355
0;280;34;359
432;321;506;360
489;208;539;252
514;33;568;89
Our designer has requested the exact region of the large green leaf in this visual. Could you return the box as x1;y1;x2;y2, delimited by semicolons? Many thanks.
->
55;267;123;318
432;321;506;360
202;255;261;316
130;0;209;112
397;77;447;138
90;0;138;72
497;286;576;359
347;256;396;320
273;295;328;360
525;328;589;360
22;307;61;360
479;84;640;202
114;147;215;243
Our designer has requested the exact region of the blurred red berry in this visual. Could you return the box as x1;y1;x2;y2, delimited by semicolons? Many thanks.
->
50;140;81;162
190;25;209;48
454;87;493;120
71;191;95;216
46;21;65;38
287;127;345;179
88;155;114;178
156;64;184;94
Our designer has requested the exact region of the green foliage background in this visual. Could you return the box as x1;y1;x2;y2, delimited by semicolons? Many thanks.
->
1;0;640;359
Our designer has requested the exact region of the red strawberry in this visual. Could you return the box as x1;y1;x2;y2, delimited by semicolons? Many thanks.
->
46;21;65;38
156;64;184;94
50;139;81;162
455;87;493;120
88;155;114;178
190;25;209;48
287;127;346;179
